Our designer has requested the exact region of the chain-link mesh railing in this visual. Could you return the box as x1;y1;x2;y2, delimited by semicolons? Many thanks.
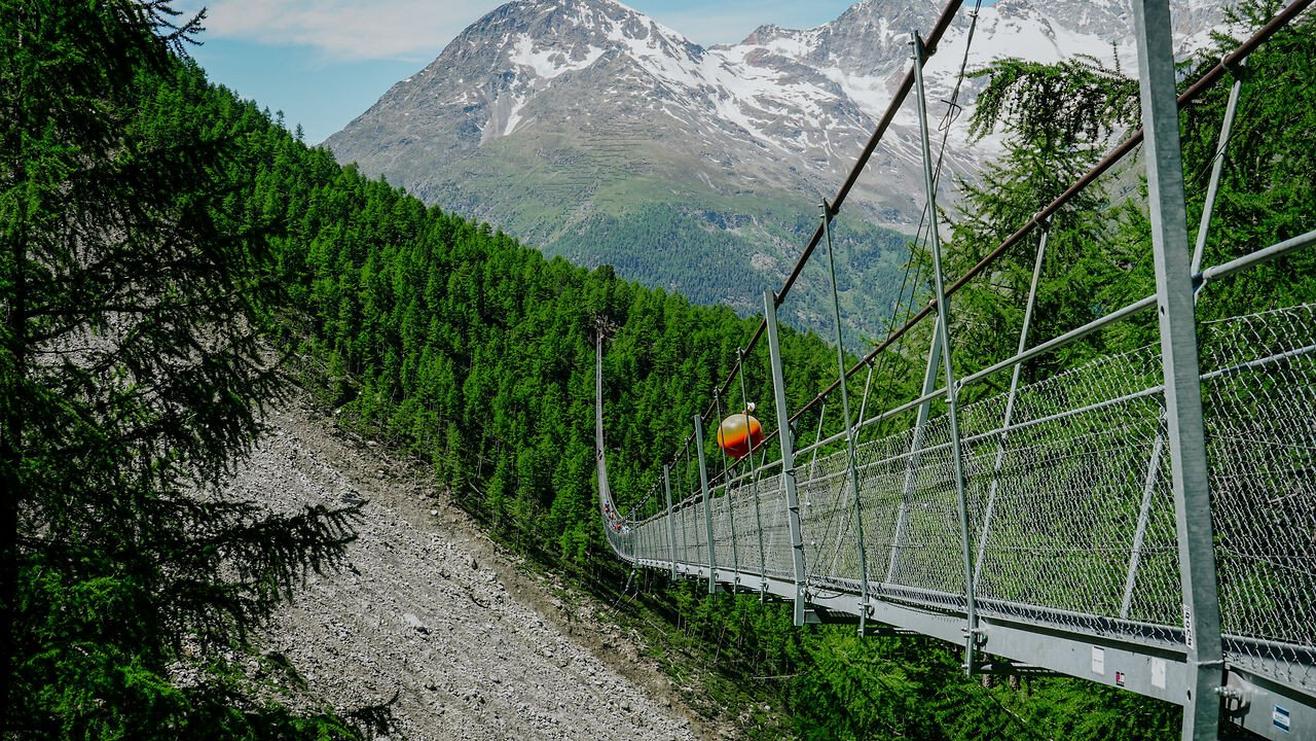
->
1201;305;1316;691
598;5;1316;729
618;304;1316;696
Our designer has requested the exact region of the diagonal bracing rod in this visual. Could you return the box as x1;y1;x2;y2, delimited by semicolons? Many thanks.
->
1121;435;1165;619
809;402;826;479
973;222;1050;587
913;30;978;675
1191;63;1246;276
887;317;943;584
821;200;873;634
1120;60;1244;639
695;414;718;594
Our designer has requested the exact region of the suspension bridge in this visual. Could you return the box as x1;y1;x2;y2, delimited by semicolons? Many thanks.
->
594;1;1315;738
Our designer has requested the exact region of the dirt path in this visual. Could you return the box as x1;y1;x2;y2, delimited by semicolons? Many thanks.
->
230;397;704;740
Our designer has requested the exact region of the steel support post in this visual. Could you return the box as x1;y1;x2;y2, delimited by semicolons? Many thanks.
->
664;466;678;578
973;223;1049;586
1133;2;1225;737
684;473;694;565
1191;64;1245;275
738;351;770;591
887;316;943;584
765;290;809;626
694;414;718;594
821;201;873;633
912;30;977;674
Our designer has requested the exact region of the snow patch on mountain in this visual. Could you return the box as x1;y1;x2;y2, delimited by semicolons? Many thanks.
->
327;0;1230;232
508;33;606;81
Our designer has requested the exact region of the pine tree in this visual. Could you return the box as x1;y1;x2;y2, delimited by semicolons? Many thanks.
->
1;2;367;734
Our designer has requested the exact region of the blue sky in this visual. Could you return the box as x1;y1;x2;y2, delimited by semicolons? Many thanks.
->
181;0;862;144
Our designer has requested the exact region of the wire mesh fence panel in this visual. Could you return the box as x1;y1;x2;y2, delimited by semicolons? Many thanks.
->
634;520;648;561
1200;304;1316;693
689;505;700;568
627;306;1315;699
878;413;971;602
728;476;764;577
817;475;867;590
712;484;738;578
796;448;858;592
967;392;1171;636
680;499;706;567
760;470;794;579
889;336;1177;640
852;411;950;600
648;517;668;563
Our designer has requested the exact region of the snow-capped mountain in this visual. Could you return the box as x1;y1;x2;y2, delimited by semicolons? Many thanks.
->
326;0;880;215
324;0;1227;336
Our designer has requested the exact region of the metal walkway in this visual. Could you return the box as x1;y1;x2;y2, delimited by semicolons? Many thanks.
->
595;2;1316;739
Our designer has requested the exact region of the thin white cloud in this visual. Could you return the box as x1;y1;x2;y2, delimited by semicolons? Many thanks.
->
195;0;503;61
187;0;855;61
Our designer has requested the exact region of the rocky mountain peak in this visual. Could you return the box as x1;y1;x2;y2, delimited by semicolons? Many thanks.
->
448;0;705;70
324;0;1231;332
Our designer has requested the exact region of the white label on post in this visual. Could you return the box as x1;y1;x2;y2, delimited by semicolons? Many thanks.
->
1092;646;1105;675
1273;705;1291;733
1151;658;1167;689
1183;604;1194;649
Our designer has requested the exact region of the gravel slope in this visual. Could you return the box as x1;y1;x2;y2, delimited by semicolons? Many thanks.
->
228;397;702;740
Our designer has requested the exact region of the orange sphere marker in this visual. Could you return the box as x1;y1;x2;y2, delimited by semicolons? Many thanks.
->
717;412;764;459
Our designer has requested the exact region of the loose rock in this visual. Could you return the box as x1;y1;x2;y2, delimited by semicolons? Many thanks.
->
235;398;699;740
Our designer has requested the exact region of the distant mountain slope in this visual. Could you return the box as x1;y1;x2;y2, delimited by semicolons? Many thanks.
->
325;0;1224;339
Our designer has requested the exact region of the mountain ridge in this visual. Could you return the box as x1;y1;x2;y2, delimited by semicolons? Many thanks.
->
324;0;1227;338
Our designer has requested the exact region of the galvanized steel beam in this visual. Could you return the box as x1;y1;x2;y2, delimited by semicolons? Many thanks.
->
694;414;717;595
765;290;808;625
1133;1;1226;736
913;29;978;675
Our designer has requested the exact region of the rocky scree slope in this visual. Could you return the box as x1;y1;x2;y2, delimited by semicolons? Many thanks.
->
235;396;707;740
